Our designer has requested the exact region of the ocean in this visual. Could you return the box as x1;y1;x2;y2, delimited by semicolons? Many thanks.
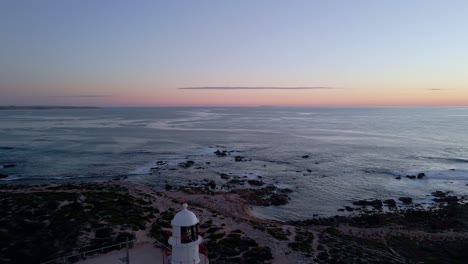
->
1;107;468;220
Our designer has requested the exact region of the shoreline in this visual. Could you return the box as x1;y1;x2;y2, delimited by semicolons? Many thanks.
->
1;180;468;263
0;106;100;110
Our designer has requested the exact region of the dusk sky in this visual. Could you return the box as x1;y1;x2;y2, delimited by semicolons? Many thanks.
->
1;0;467;106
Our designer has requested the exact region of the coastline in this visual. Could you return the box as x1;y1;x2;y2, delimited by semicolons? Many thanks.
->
0;106;100;110
2;180;468;263
2;107;468;221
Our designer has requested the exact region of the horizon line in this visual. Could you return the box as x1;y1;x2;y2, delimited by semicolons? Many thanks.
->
178;86;339;90
2;104;468;108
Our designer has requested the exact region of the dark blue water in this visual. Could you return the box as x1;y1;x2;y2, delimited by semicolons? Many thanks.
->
1;107;468;220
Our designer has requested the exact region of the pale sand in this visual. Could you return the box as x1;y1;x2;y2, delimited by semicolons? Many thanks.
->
27;182;305;263
123;182;306;264
77;242;164;264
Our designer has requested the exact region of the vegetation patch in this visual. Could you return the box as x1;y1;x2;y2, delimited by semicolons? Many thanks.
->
0;183;154;264
266;227;289;241
288;228;314;254
201;222;272;264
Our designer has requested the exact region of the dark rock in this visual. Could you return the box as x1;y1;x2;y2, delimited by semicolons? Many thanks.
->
247;180;265;186
383;199;397;208
233;185;289;206
344;206;354;212
219;173;230;180
417;172;426;179
434;196;459;203
208;180;216;189
214;150;227;157
406;175;416;179
352;199;383;209
227;179;245;185
3;164;16;168
0;173;8;179
234;156;245;162
278;188;293;193
398;197;412;204
270;194;289;206
205;162;211;165
165;184;173;191
395;176;401;180
432;191;448;198
306;169;312;173
302;155;310;159
178;160;195;169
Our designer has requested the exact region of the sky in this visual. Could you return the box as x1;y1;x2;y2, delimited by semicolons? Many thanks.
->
0;0;467;107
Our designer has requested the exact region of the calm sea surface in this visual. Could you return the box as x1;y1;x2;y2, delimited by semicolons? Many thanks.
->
1;107;468;220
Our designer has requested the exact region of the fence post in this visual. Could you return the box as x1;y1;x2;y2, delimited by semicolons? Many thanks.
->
126;238;130;264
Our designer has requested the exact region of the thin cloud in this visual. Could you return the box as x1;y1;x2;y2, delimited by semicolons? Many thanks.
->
50;95;111;98
426;88;455;91
178;86;339;90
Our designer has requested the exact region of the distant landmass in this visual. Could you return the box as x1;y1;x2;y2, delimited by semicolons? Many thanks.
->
0;106;99;110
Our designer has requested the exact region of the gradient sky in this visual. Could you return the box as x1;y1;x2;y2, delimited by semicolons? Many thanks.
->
1;0;467;106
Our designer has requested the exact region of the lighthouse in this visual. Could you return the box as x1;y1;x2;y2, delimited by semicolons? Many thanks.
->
166;202;209;264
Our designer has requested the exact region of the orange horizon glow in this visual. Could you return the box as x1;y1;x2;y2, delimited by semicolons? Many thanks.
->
2;80;467;107
89;87;467;107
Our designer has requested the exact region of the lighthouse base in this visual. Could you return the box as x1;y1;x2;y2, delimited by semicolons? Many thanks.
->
164;253;209;264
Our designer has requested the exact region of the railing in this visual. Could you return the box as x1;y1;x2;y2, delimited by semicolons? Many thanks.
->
40;239;136;264
40;236;209;264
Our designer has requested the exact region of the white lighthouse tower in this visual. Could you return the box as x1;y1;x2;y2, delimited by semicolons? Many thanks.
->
166;202;209;264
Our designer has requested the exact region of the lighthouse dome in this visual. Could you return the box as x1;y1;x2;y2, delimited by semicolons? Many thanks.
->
171;203;200;227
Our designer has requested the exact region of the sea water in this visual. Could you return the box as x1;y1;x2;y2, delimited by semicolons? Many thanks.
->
1;107;468;220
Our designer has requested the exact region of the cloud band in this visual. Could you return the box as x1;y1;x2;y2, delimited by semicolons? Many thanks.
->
178;86;338;90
